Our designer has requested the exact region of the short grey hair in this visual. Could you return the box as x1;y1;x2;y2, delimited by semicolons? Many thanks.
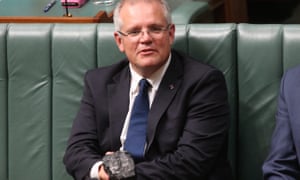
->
113;0;172;31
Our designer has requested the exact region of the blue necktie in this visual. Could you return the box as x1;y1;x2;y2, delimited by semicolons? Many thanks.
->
125;79;150;161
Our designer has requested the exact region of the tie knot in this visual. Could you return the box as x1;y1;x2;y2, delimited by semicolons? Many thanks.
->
139;79;150;92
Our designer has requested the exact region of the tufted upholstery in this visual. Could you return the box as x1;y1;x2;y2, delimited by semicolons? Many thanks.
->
1;23;300;180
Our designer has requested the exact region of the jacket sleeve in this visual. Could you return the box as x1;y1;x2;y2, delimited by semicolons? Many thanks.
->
63;71;103;180
262;71;300;180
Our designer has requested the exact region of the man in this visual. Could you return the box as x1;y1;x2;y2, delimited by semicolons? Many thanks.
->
263;65;300;179
63;0;232;179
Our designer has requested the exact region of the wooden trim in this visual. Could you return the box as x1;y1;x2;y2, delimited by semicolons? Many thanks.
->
0;11;113;23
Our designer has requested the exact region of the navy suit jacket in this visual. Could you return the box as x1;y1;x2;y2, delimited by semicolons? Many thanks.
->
63;50;232;180
263;65;300;179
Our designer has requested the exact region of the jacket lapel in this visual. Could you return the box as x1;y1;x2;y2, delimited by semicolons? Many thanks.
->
107;66;131;150
146;54;183;151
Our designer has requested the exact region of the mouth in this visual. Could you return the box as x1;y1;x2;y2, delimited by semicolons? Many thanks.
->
138;48;156;56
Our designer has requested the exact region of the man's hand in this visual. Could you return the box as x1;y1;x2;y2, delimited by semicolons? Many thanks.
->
101;151;135;180
98;152;114;180
99;165;110;180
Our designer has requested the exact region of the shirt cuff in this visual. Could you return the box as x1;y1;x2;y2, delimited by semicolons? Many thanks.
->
90;161;103;180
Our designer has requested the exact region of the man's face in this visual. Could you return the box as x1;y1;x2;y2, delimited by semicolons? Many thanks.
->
114;1;175;77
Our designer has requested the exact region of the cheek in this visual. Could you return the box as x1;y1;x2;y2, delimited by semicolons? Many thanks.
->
123;42;138;54
159;36;173;47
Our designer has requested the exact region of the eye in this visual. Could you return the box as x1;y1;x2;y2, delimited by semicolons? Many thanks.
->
127;30;141;37
149;26;164;33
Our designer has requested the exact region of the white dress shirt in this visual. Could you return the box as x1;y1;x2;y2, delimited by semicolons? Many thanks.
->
90;54;171;179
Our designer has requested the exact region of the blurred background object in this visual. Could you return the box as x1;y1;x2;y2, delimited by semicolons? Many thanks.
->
168;0;300;23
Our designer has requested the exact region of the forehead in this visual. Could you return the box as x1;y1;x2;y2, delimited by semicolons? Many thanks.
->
119;1;167;27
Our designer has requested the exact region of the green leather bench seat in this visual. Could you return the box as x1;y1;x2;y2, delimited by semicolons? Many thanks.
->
237;24;300;180
171;1;212;24
0;23;300;180
238;24;283;180
7;24;52;180
51;24;98;179
0;24;7;180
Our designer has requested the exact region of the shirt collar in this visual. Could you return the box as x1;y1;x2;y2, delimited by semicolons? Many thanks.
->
129;53;172;93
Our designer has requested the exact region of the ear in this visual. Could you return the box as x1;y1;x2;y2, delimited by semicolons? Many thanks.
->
168;24;176;45
114;32;125;52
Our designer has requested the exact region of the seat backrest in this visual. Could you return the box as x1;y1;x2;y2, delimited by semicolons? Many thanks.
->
0;23;7;180
179;24;237;175
7;24;52;180
237;24;300;180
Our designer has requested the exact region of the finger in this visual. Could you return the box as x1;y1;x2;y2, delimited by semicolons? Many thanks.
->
105;151;114;155
99;165;110;180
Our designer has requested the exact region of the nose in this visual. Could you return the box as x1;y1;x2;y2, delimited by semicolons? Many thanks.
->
139;31;152;42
